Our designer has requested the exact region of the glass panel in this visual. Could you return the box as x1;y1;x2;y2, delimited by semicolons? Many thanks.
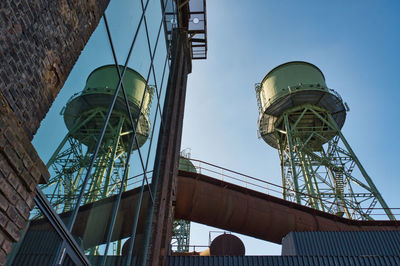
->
33;16;116;224
62;254;76;266
144;0;163;51
152;25;169;115
105;0;142;64
164;0;178;47
145;104;162;173
143;70;162;171
126;23;152;79
127;69;156;189
30;0;173;264
32;18;114;163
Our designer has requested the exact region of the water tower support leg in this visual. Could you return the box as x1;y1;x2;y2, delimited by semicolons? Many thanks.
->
283;113;302;204
325;114;395;220
309;107;394;220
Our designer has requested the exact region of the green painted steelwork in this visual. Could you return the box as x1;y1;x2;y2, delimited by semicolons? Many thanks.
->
39;65;154;255
63;65;153;150
256;62;394;220
256;61;346;149
171;156;196;252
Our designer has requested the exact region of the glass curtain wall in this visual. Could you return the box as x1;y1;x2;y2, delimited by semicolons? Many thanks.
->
7;0;177;265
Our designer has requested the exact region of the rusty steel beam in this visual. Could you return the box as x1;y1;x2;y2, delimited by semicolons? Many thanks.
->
144;28;192;266
175;170;400;244
30;169;400;251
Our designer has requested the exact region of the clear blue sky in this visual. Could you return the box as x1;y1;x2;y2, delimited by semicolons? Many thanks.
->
182;0;400;255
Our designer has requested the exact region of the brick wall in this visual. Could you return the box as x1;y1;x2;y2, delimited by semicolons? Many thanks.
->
0;0;109;264
0;94;49;264
0;0;109;139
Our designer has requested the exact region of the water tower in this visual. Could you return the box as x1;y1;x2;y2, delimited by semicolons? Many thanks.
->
41;65;154;215
255;61;394;220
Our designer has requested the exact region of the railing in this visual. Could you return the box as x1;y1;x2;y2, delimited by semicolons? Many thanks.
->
42;157;400;221
253;83;344;115
183;157;400;221
170;231;233;254
170;245;209;253
42;171;154;202
189;158;283;198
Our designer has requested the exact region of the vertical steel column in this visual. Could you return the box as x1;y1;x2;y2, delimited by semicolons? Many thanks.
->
306;155;326;212
142;28;191;266
277;140;287;200
298;150;319;209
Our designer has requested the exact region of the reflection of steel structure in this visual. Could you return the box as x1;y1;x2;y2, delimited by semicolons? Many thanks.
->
171;153;196;252
41;65;153;216
172;219;191;252
256;61;394;220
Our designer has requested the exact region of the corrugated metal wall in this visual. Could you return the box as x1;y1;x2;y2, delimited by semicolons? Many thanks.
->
11;230;62;265
86;255;139;265
167;256;400;266
281;231;400;256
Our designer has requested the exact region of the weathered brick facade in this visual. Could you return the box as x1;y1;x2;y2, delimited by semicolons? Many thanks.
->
1;0;109;139
0;93;49;264
0;0;109;263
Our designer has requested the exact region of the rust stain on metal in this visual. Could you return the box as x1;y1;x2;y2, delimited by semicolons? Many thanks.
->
175;170;400;244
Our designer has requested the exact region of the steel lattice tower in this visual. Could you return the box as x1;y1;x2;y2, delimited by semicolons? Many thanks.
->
171;153;195;252
39;65;154;250
256;61;394;220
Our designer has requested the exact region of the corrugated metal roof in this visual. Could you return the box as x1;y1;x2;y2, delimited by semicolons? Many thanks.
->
281;231;400;256
167;256;400;266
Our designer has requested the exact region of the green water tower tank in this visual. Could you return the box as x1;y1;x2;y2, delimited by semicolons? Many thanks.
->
257;61;346;148
178;157;196;173
63;65;153;150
